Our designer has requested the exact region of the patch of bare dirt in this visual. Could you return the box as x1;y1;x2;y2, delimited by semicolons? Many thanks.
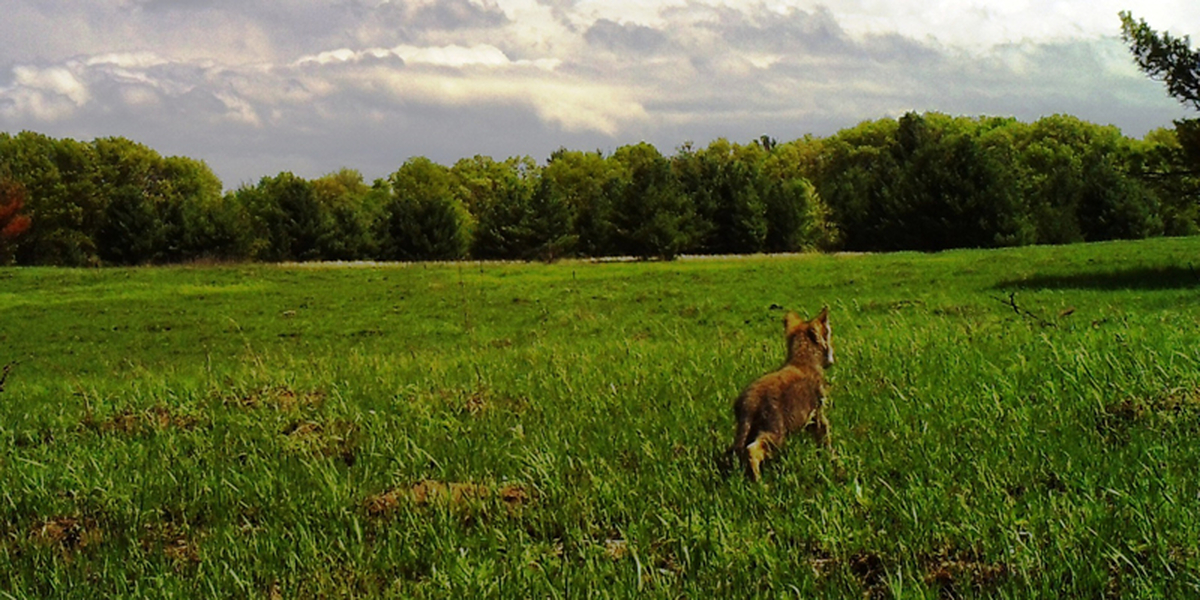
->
226;385;325;411
850;552;889;600
603;538;628;560
1098;399;1144;442
30;516;102;559
140;521;201;568
429;386;529;417
281;419;358;465
1098;388;1200;443
364;480;531;518
1155;387;1200;414
81;406;202;436
803;549;891;597
923;549;1008;599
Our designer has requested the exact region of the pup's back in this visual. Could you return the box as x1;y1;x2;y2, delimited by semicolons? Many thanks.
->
732;307;833;481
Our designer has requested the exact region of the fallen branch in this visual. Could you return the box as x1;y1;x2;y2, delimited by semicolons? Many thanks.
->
0;362;11;393
992;292;1056;328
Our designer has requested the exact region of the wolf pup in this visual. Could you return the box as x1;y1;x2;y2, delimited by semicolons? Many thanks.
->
731;306;834;482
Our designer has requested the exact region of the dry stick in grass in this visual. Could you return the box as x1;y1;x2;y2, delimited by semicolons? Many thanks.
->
992;292;1057;328
0;362;11;392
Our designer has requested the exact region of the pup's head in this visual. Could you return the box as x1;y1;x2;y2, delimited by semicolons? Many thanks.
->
783;306;833;368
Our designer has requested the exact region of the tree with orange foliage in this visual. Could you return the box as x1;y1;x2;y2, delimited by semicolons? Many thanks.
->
0;179;32;264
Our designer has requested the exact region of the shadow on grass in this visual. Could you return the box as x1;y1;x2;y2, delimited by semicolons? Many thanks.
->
995;265;1200;291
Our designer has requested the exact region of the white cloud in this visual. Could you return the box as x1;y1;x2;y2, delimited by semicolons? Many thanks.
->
13;66;90;106
213;91;262;127
85;52;170;69
392;44;509;68
296;43;560;70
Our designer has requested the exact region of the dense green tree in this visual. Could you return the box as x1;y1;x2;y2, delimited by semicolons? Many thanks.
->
237;172;333;262
465;157;574;261
92;137;171;264
541;149;615;257
1010;115;1164;243
1120;10;1200;240
896;113;1030;250
806;112;1169;250
1;120;1193;264
158;156;250;262
1077;152;1164;240
763;138;840;251
380;158;470;261
0;132;102;265
462;156;533;260
673;139;768;254
606;143;698;260
451;155;518;219
801;118;902;250
762;177;827;252
1133;128;1200;235
523;175;578;261
312;168;384;260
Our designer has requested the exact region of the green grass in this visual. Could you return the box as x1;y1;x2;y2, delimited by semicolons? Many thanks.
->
2;237;1200;598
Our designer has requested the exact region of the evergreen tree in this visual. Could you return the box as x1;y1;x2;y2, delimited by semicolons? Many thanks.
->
606;143;698;260
380;158;470;261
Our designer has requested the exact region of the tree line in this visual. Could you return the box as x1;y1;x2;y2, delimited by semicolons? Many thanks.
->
0;133;835;265
0;112;1197;266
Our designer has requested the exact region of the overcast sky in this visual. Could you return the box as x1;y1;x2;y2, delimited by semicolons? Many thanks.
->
2;1;1197;188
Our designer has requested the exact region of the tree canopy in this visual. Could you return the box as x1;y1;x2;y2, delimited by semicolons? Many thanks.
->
1119;11;1200;211
1120;11;1200;112
0;110;1195;265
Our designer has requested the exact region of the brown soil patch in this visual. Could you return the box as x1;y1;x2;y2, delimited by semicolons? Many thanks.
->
227;385;325;411
429;386;528;416
141;521;200;567
1098;399;1143;440
604;538;629;560
1155;387;1200;413
81;406;202;436
460;390;489;416
281;419;358;465
850;552;889;600
364;480;530;518
1098;388;1200;443
924;555;1008;599
30;516;102;556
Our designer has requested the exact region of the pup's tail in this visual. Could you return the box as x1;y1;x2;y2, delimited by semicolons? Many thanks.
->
716;411;753;477
729;416;751;459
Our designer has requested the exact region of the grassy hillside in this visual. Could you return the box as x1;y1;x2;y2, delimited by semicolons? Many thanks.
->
2;237;1199;598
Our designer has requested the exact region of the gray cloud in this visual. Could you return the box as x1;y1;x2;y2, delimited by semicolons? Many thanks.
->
410;0;509;29
699;4;853;55
584;19;670;53
132;0;224;11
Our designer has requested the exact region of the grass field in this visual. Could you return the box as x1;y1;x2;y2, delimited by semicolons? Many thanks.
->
2;237;1200;598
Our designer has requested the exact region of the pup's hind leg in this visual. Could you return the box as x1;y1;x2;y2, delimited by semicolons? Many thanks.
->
744;431;783;482
809;409;844;477
809;409;832;453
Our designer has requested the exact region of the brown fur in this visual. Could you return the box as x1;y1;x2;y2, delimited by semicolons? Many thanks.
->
731;307;834;481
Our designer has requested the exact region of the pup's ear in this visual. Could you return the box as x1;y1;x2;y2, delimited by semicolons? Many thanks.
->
784;311;804;335
813;305;830;340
